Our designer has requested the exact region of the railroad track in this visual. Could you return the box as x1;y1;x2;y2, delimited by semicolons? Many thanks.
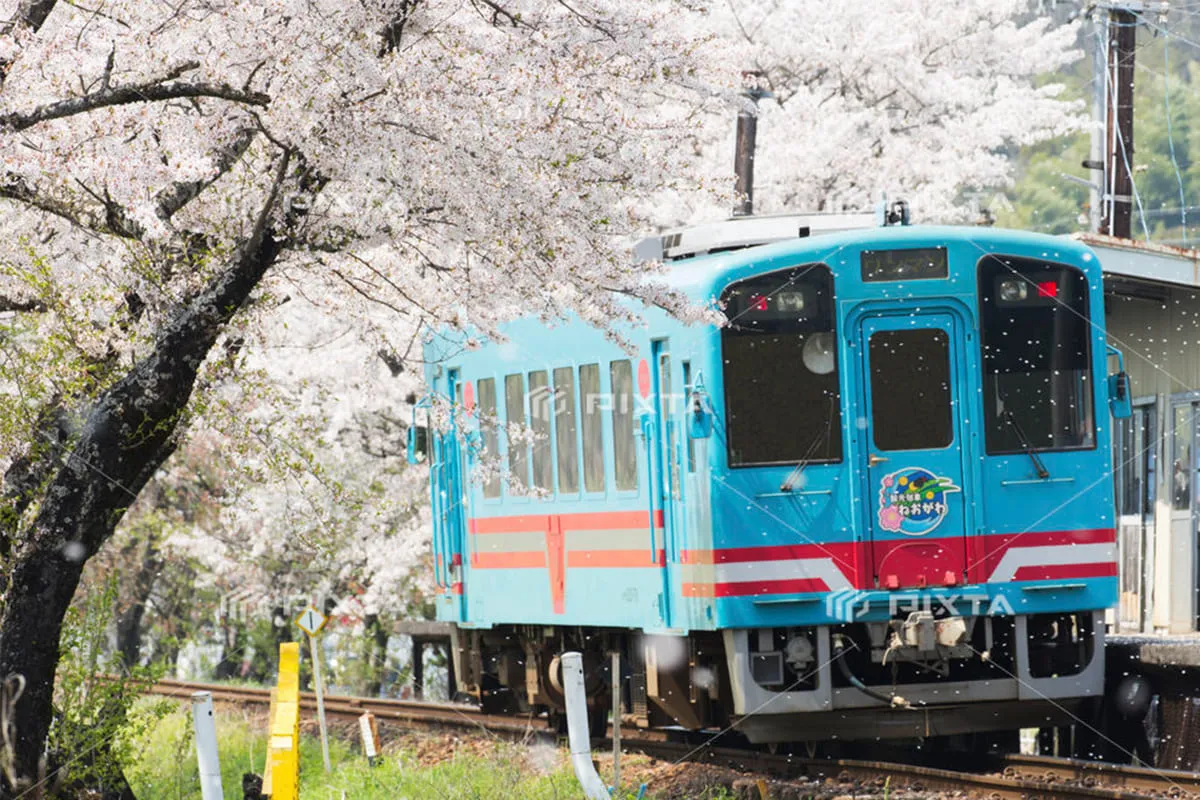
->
148;679;1200;798
998;752;1200;797
148;678;543;737
621;740;1200;799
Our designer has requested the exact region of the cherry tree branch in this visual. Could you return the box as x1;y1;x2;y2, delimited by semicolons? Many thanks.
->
0;296;47;313
555;0;616;41
0;62;269;132
0;175;110;234
0;0;61;89
153;126;257;222
379;0;421;56
0;0;58;37
470;0;529;29
1;126;257;242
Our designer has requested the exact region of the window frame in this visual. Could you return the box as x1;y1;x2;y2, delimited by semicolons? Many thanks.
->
476;376;502;500
867;327;955;453
528;369;553;495
976;254;1098;456
504;372;531;496
579;362;607;495
609;358;640;492
718;262;843;468
552;366;581;496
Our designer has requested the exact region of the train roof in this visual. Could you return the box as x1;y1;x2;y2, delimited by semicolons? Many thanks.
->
422;220;1101;364
649;221;1100;303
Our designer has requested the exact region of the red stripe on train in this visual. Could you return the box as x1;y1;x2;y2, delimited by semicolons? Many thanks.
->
566;549;665;568
470;509;664;534
687;542;859;564
969;528;1116;583
470;551;546;569
1010;562;1118;582
711;578;828;597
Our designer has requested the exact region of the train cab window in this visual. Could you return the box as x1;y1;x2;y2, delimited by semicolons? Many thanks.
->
553;367;580;494
610;360;639;490
720;264;842;466
978;256;1095;453
504;373;530;492
580;363;605;492
869;329;953;451
477;378;501;498
528;370;553;493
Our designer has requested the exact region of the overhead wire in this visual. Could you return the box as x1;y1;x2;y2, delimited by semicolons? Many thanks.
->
1136;10;1200;53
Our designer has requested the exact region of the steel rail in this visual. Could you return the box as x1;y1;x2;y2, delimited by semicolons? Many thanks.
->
1000;752;1200;796
148;678;541;736
145;679;1200;798
616;740;1200;799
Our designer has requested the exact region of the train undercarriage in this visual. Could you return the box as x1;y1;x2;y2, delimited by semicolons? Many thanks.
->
449;610;1105;743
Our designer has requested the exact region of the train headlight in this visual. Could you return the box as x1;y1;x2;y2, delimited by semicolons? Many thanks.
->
998;279;1027;302
775;290;806;313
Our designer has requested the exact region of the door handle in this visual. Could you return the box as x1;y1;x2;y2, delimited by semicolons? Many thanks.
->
868;454;889;467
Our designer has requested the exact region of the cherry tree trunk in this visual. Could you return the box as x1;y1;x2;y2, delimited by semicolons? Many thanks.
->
0;224;281;795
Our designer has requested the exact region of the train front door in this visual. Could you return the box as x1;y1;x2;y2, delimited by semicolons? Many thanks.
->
855;312;970;590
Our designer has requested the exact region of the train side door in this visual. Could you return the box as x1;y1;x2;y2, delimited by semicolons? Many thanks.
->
856;312;970;589
435;370;468;619
1114;401;1155;632
648;341;682;627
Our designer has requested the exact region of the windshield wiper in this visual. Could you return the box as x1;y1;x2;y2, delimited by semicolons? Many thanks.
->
780;397;836;492
1003;407;1050;479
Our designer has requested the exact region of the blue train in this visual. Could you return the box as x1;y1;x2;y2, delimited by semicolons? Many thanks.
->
413;212;1131;743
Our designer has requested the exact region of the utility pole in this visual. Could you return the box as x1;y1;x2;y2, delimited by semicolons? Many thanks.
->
1088;10;1105;234
733;91;760;217
733;74;767;217
1098;2;1142;239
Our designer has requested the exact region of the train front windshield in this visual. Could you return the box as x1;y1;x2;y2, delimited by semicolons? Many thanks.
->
717;254;1096;470
978;255;1095;453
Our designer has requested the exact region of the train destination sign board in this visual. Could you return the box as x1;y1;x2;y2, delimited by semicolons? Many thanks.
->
860;246;948;282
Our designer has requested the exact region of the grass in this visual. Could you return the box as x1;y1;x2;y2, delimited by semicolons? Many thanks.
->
123;704;603;800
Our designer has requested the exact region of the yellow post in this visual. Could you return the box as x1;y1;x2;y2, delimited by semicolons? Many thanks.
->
265;642;301;800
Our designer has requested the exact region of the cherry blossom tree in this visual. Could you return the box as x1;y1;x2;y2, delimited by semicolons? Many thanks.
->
165;297;434;670
710;0;1084;219
0;0;1087;792
0;0;734;791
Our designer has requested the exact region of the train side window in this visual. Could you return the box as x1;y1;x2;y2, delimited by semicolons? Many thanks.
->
579;363;605;492
528;370;553;493
553;367;580;494
504;373;530;493
477;378;501;498
720;263;842;466
610;360;639;491
978;256;1094;453
869;329;953;451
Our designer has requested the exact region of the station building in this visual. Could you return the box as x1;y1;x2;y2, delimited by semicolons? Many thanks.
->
1083;233;1200;634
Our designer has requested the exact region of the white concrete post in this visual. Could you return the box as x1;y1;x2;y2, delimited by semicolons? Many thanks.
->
562;652;609;800
191;691;223;800
611;650;621;793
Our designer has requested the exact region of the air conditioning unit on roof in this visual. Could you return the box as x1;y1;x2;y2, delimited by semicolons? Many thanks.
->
634;211;880;263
